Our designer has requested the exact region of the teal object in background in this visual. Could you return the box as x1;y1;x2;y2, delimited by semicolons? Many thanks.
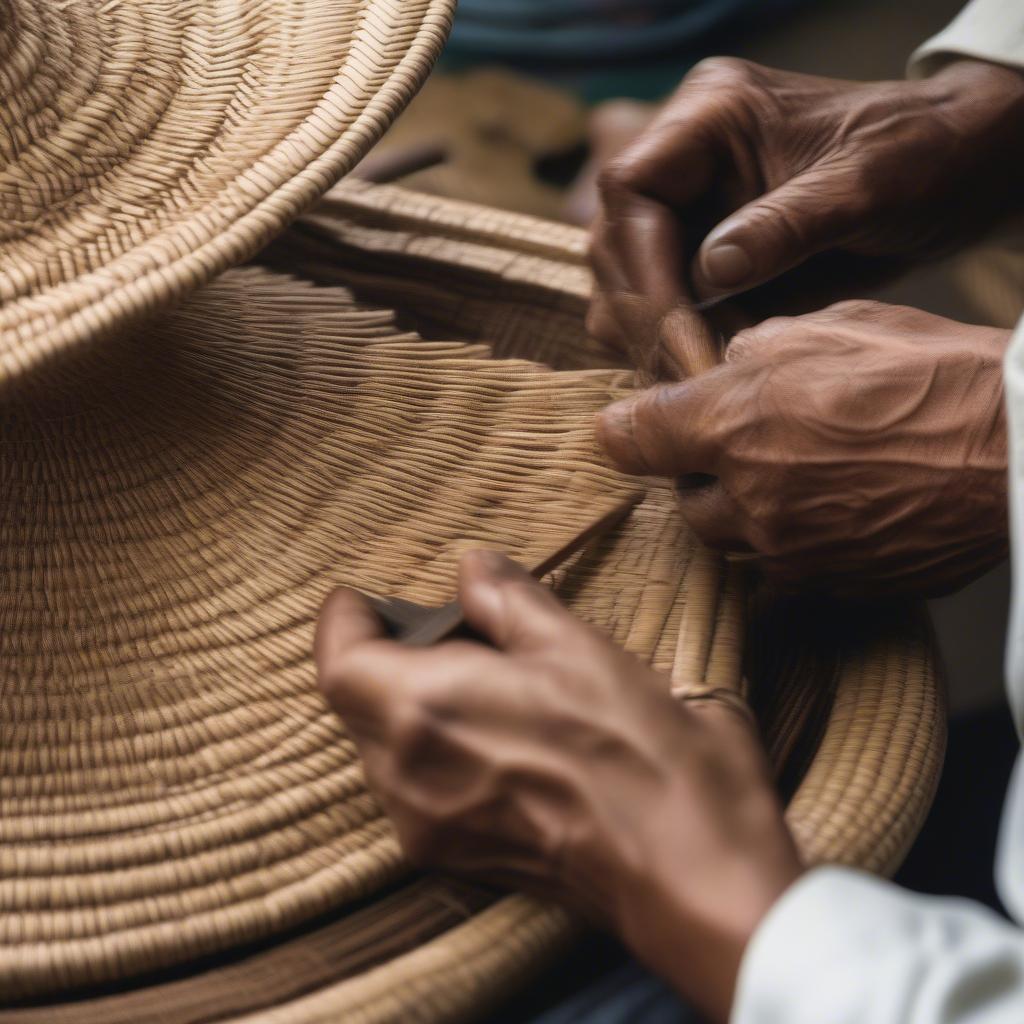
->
443;0;824;102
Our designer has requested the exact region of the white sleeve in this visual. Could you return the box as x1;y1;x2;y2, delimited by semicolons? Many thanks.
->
731;866;1024;1024
731;9;1024;1022
909;0;1024;77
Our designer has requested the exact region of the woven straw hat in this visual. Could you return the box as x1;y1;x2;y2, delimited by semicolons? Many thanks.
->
2;3;944;1017
1;179;945;1022
0;0;453;385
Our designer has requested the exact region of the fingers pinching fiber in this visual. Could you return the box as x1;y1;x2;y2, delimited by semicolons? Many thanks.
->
459;550;573;652
600;190;689;314
658;307;721;381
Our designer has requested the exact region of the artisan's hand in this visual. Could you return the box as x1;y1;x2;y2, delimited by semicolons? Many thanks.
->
316;554;802;1022
599;301;1010;598
588;58;1024;367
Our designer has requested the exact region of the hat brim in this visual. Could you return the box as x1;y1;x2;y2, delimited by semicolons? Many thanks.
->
0;0;455;385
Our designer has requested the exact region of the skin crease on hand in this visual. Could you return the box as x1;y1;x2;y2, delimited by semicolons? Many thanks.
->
315;552;803;1023
586;57;1024;368
598;300;1011;598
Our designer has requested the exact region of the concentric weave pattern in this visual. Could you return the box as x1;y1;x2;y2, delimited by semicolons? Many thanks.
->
0;0;455;383
0;267;735;997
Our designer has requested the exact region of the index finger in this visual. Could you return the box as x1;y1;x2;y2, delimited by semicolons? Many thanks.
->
315;589;514;739
602;93;721;209
596;189;688;315
315;588;387;667
595;110;726;379
592;189;718;381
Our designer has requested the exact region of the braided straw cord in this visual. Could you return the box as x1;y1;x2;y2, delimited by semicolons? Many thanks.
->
0;264;739;1001
229;897;577;1024
264;179;614;372
0;879;497;1024
0;0;455;386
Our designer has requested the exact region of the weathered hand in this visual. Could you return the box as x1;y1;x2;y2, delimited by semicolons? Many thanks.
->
587;57;1024;369
315;552;801;1022
598;301;1010;598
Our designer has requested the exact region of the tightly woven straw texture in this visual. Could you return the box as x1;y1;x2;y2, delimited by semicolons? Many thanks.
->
1;264;743;1004
0;0;455;386
0;183;945;1023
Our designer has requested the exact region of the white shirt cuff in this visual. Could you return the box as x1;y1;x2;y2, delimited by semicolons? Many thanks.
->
731;865;1024;1024
909;0;1024;77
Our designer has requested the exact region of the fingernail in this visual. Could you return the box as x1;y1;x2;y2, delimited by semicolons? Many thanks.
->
700;243;754;291
596;399;647;474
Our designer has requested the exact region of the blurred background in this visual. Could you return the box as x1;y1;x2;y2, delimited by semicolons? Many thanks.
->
358;0;1023;915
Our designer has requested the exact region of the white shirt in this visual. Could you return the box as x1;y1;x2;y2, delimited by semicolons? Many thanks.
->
733;3;1024;1020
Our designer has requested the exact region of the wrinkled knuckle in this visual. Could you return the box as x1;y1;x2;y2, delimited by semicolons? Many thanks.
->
761;200;810;251
679;59;778;140
388;699;437;761
640;387;681;444
758;314;796;332
647;382;682;419
724;329;759;363
840;165;879;215
727;190;809;256
727;318;792;360
597;157;644;198
688;56;757;92
822;298;877;319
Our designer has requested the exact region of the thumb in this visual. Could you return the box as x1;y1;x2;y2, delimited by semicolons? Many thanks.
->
596;380;720;478
315;587;388;672
693;168;867;300
459;550;574;652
